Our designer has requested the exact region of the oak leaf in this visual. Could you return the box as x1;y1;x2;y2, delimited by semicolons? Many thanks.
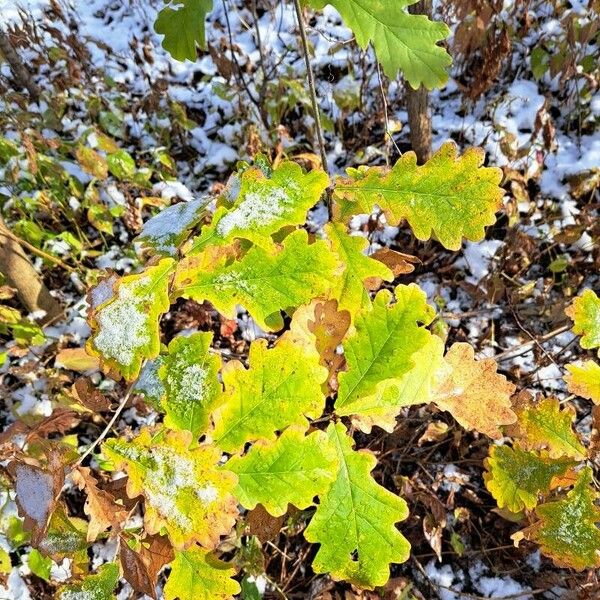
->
513;468;600;570
103;428;238;550
164;547;240;600
304;423;410;589
333;143;504;250
566;289;600;355
58;562;119;600
565;360;600;404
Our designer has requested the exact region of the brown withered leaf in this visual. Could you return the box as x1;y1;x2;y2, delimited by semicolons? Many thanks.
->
10;460;64;544
247;504;284;542
120;534;173;599
71;377;111;412
418;421;449;446
364;249;419;290
434;343;517;439
72;467;128;542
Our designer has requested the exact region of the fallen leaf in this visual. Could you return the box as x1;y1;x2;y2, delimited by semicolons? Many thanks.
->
55;347;100;373
71;377;111;412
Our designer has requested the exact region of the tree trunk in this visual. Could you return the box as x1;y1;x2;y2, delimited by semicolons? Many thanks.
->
0;28;40;102
406;0;432;164
0;216;63;325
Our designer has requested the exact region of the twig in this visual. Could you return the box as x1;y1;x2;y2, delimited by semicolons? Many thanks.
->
0;226;76;273
375;61;401;162
74;375;140;467
291;0;328;175
492;324;570;362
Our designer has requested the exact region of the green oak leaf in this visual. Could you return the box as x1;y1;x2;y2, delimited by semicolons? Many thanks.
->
325;222;393;315
164;548;240;600
566;289;600;356
58;562;119;600
514;468;600;570
304;422;410;589
484;446;575;513
228;426;338;516
512;397;586;460
333;142;504;250
306;0;451;89
159;332;222;437
211;337;328;453
87;259;174;381
192;161;328;251
137;197;211;257
154;0;214;62
103;428;238;550
335;283;435;418
174;228;340;331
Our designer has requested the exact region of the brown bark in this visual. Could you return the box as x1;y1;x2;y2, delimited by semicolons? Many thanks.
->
406;0;432;164
0;216;63;325
0;28;40;101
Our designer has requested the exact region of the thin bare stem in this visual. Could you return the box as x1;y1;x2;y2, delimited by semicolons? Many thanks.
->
292;0;328;175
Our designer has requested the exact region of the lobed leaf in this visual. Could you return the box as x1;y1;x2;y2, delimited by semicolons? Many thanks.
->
565;360;600;404
513;468;600;570
511;397;586;460
133;356;166;410
211;336;328;453
103;428;238;550
335;283;435;419
325;222;393;315
174;229;340;331
565;289;600;355
304;422;410;589
87;259;174;381
306;0;451;89
58;562;120;600
160;332;222;437
228;426;338;516
433;343;516;440
484;446;575;513
154;0;214;61
164;548;240;600
333;143;504;250
193;161;328;251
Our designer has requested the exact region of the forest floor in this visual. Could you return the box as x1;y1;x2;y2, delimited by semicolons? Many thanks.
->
0;0;599;598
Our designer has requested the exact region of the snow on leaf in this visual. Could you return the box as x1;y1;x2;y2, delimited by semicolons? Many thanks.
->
325;223;393;315
484;446;575;513
228;426;338;516
432;343;516;439
566;289;600;355
510;397;586;460
335;283;435;419
194;161;328;251
211;336;328;453
136;197;211;257
103;428;238;550
304;422;410;589
160;332;222;437
154;0;214;61
306;0;451;89
12;462;63;544
346;333;450;433
164;548;240;600
58;562;120;600
565;360;600;404
87;259;174;381
133;356;166;410
174;229;340;331
513;468;600;570
37;504;88;559
333;143;504;251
